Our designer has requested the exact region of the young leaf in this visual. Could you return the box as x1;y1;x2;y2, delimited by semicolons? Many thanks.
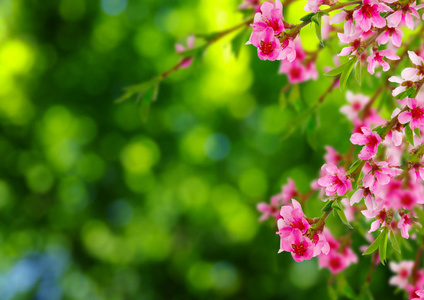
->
337;274;356;299
379;227;389;265
339;57;358;90
415;127;421;139
390;229;401;253
355;61;362;86
321;200;335;212
332;200;353;229
346;159;361;175
328;285;338;300
231;28;249;58
300;12;316;22
405;124;415;146
315;22;324;46
324;59;354;76
363;228;387;255
395;86;416;100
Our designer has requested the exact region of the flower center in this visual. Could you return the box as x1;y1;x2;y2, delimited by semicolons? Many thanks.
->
361;4;375;19
411;107;424;120
260;40;274;55
292;242;308;256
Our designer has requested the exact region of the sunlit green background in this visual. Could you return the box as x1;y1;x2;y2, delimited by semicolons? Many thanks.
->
0;0;415;299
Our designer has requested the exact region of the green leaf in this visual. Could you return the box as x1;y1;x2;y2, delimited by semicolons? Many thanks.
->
390;229;401;253
363;228;387;255
311;14;321;26
415;128;421;139
324;59;354;76
300;12;316;22
395;86;416;100
359;283;374;300
379;227;389;265
231;28;249;58
321;200;335;212
306;109;319;149
373;125;385;136
288;85;303;112
328;285;338;300
332;199;353;229
337;274;356;299
355;61;362;86
339;57;358;90
405;124;414;146
346;159;361;175
139;81;160;121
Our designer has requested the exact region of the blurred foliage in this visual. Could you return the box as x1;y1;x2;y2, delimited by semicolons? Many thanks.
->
0;0;414;299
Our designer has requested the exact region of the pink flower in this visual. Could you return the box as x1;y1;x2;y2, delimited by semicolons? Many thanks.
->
257;0;284;34
377;27;403;47
279;59;318;83
386;2;424;30
304;0;324;13
277;199;310;238
409;161;424;182
318;231;357;274
279;38;296;62
398;98;424;130
388;75;415;97
350;186;375;209
389;261;414;289
350;127;382;160
337;31;362;56
412;290;424;300
287;229;314;262
393;190;422;210
362;160;400;194
402;51;424;82
324;146;343;166
175;35;195;68
340;91;370;121
367;49;400;75
250;27;282;61
257;195;281;221
352;0;391;32
317;164;352;196
366;207;391;232
398;212;412;239
330;10;354;36
239;0;261;12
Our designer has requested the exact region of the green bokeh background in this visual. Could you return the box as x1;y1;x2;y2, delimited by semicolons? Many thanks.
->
0;0;413;299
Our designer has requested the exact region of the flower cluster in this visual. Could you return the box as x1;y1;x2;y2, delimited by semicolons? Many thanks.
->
276;200;330;262
247;0;296;62
390;261;424;299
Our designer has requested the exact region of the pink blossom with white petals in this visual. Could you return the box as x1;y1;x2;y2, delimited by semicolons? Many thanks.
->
386;2;424;30
317;164;352;197
337;31;362;56
350;127;382;160
389;75;415;97
340;91;370;121
377;27;403;48
330;10;354;36
367;49;400;75
401;51;424;81
389;261;414;289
